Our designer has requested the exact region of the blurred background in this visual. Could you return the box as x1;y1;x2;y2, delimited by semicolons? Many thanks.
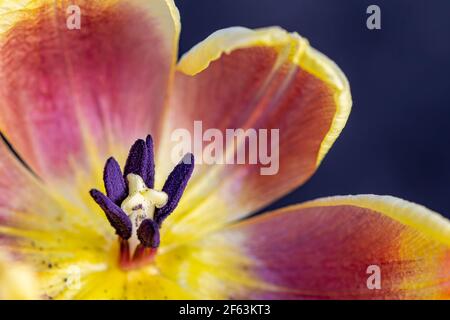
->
176;0;450;218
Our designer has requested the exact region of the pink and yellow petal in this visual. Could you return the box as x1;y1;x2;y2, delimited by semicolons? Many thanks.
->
0;136;61;225
0;0;179;184
160;195;450;299
158;27;351;244
0;134;117;298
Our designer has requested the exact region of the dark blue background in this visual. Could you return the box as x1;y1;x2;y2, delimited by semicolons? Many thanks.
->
176;0;450;218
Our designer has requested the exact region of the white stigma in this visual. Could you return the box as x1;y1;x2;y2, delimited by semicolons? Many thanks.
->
121;174;168;250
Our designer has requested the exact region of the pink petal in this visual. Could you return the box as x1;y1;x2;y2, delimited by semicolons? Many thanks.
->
223;196;450;299
0;0;180;181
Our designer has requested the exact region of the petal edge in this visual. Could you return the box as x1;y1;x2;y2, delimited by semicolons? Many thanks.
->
177;26;351;165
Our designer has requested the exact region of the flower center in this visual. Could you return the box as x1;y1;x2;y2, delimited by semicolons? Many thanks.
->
121;174;168;252
89;135;194;270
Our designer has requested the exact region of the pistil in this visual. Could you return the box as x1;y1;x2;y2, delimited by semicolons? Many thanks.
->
120;174;168;252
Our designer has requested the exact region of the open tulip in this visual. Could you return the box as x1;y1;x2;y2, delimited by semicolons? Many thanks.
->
0;0;449;299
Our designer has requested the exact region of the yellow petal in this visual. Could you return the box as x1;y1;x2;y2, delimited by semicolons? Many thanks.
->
0;251;38;300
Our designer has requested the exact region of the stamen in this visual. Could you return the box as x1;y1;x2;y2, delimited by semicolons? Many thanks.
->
137;219;160;248
123;139;148;182
154;153;195;226
145;135;156;188
89;189;132;239
123;135;155;188
103;157;127;204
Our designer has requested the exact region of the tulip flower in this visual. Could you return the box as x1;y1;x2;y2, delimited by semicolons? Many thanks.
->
0;0;448;299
